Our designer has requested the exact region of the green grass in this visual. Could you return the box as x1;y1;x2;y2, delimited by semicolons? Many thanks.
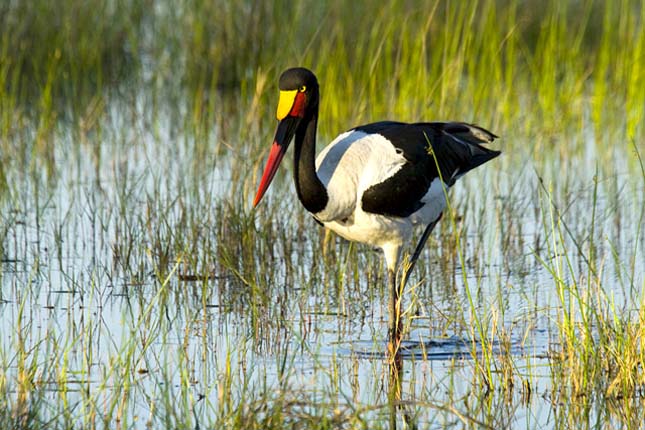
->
1;0;645;429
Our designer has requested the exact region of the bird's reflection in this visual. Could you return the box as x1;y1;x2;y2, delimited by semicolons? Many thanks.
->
388;326;417;430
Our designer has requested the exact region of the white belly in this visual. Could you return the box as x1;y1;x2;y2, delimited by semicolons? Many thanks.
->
322;208;412;250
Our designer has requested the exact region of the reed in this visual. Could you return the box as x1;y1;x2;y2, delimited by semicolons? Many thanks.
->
1;0;644;428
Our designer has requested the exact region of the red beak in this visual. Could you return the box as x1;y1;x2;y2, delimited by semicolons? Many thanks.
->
253;142;286;207
252;116;300;207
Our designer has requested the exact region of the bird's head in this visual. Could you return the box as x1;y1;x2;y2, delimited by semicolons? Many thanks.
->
253;68;319;207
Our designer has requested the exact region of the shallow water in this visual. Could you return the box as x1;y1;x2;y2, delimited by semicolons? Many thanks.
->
1;97;644;428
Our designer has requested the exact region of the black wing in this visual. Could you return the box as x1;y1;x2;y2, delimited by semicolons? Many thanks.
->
356;122;500;218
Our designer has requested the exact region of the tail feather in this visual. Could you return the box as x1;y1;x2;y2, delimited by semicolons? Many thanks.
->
423;122;501;184
440;122;498;144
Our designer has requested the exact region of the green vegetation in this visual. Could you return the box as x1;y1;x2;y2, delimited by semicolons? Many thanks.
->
1;0;644;428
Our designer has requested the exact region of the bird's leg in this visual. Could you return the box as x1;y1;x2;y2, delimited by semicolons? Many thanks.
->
400;213;443;291
388;215;442;359
388;268;402;351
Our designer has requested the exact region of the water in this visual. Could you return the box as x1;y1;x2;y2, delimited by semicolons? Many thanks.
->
1;97;644;428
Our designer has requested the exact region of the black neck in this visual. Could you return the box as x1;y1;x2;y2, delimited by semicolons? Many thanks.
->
293;112;328;214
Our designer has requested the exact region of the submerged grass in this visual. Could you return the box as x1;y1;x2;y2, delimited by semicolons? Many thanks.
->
1;0;645;429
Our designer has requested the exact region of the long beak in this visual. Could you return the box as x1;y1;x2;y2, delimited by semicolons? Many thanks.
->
252;116;300;207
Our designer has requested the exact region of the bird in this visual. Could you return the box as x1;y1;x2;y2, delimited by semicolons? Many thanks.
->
252;67;500;343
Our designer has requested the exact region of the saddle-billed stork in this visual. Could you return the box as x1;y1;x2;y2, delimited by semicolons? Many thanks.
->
253;67;500;342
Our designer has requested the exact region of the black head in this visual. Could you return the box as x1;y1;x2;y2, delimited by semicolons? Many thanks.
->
279;67;319;92
276;68;319;117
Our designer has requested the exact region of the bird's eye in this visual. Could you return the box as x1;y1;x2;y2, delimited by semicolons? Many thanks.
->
299;85;306;92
